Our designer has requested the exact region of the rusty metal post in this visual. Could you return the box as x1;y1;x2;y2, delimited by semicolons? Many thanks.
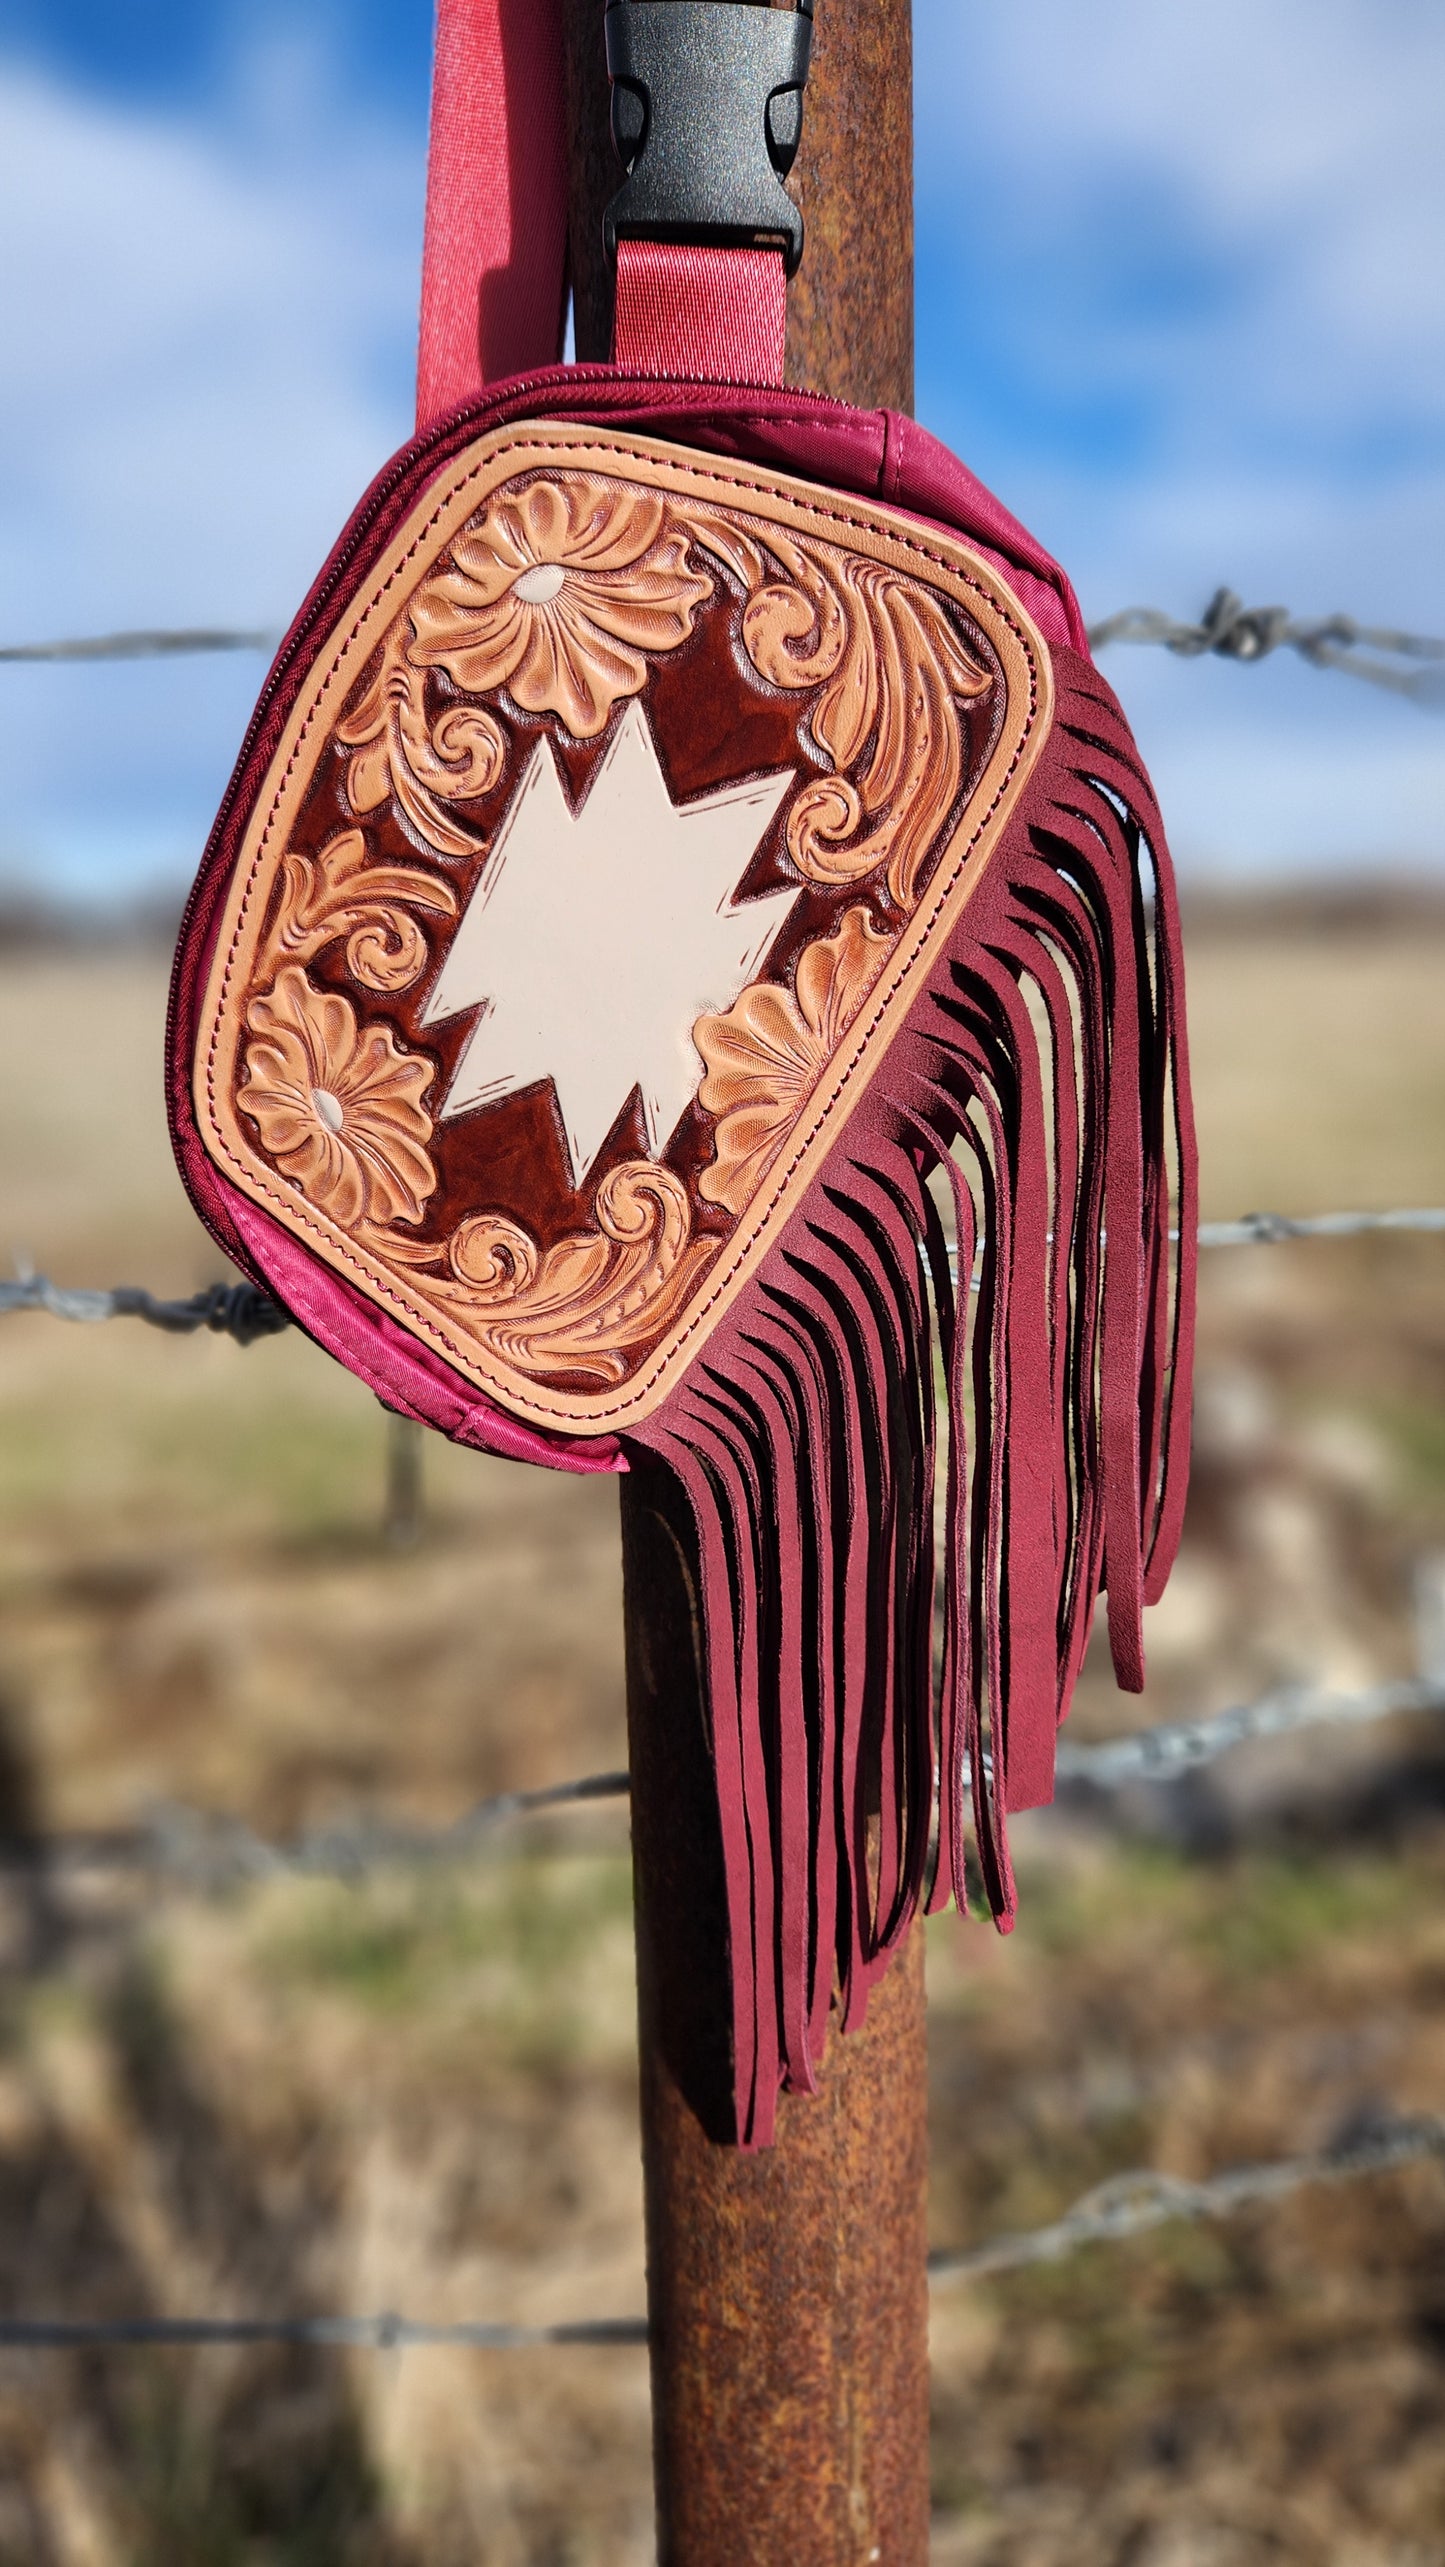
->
621;1455;930;2566
561;7;928;2558
564;0;914;413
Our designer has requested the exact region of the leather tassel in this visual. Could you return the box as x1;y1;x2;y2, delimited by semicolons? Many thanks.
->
629;648;1196;2147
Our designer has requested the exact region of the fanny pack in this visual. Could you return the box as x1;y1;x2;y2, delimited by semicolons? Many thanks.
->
167;0;1196;2145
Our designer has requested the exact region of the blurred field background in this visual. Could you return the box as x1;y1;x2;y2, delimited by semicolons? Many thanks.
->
3;0;1443;2554
0;891;1442;2565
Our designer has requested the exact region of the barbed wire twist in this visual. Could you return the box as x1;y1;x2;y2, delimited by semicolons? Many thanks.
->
1054;1673;1445;1789
928;2113;1445;2282
1088;590;1445;706
1195;1207;1445;1247
0;1269;290;1343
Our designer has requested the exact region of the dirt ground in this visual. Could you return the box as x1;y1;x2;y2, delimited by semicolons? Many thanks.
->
0;896;1443;2564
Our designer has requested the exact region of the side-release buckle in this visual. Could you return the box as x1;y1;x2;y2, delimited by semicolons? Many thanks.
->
603;0;812;278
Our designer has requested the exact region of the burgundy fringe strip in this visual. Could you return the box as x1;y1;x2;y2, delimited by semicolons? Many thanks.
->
630;650;1198;2147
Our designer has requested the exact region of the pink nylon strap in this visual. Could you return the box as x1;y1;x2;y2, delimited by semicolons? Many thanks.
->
613;241;788;383
416;0;570;429
417;0;790;424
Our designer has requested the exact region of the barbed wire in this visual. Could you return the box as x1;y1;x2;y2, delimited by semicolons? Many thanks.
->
8;604;1443;703
0;2312;648;2351
0;1271;288;1343
1195;1207;1445;1247
954;1671;1444;1792
4;621;1440;2418
4;2113;1439;2350
3;1220;1442;1865
7;1211;1443;1352
0;628;276;665
4;1675;1437;1887
939;1206;1445;1284
928;2113;1445;2282
0;1771;633;1885
1054;1673;1445;1790
1088;590;1445;706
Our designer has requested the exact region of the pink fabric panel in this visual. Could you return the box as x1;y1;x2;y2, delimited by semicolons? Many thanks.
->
226;1200;624;1477
612;242;788;385
416;0;570;426
387;366;1088;650
879;411;1089;653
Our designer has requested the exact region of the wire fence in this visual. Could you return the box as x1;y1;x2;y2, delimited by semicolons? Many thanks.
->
2;628;1443;2393
0;1770;633;1884
8;599;1444;702
1194;1206;1445;1246
1;1676;1438;1889
927;2113;1445;2283
1053;1673;1445;1790
5;2112;1440;2351
0;2312;649;2352
7;1209;1445;1347
3;1207;1442;1878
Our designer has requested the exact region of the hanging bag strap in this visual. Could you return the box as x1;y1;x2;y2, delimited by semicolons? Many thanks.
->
416;0;811;424
416;0;571;424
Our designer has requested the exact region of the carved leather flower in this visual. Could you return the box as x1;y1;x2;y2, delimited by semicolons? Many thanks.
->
239;964;437;1229
409;476;712;740
695;908;892;1217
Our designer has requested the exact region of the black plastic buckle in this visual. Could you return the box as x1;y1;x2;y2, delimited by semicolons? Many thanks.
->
603;0;813;278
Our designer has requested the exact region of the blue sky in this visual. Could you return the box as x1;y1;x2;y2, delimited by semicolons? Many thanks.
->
1;0;1442;904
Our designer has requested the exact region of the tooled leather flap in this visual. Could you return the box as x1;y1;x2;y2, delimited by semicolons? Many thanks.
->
192;418;1052;1434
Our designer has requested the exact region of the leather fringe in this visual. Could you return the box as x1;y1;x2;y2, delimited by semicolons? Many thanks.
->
629;649;1197;2146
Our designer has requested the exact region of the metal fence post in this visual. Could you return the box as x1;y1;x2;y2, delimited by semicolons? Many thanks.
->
562;6;929;2555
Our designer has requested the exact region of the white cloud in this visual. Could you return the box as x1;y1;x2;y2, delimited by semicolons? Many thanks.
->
0;44;423;897
914;0;1445;875
920;0;1445;408
0;56;421;624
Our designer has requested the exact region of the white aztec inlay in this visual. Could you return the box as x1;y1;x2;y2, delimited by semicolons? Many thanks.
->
422;700;798;1185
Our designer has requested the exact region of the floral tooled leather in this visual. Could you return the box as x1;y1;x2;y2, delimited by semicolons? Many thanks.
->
695;906;891;1217
411;476;712;739
237;967;438;1231
191;420;1051;1432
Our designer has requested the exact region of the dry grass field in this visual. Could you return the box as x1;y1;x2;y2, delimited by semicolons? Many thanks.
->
0;896;1443;2564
